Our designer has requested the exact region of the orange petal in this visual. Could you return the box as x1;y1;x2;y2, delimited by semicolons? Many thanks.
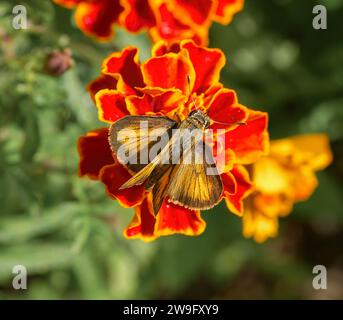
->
95;89;129;123
227;110;269;164
100;162;146;208
141;52;195;94
253;193;293;218
225;165;253;216
242;206;278;243
155;199;206;237
74;0;123;40
207;89;248;129
270;134;333;171
291;169;319;203
253;157;290;194
181;40;225;93
77;128;115;180
213;0;244;25
120;0;156;32
124;196;157;241
102;47;144;95
87;75;118;102
126;88;185;115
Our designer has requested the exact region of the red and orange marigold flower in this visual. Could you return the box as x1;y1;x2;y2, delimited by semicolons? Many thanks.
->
78;40;269;241
53;0;244;44
242;134;333;243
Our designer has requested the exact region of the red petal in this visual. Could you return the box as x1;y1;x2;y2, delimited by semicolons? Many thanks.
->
78;128;114;179
225;165;253;216
124;196;157;241
207;89;248;129
74;0;123;40
172;0;213;25
126;88;185;115
221;171;237;195
102;47;144;94
182;40;225;94
227;110;269;164
152;41;181;57
100;162;146;208
141;52;195;94
95;90;129;123
155;199;206;236
120;0;156;32
151;3;192;40
149;3;207;45
87;75;118;102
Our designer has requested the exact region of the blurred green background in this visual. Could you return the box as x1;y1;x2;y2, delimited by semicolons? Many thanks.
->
0;0;343;299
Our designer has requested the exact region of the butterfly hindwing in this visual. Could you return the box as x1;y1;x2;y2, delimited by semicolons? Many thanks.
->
152;166;175;214
166;141;223;210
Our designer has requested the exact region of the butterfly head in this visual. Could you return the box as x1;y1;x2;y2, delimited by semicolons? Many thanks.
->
188;109;211;130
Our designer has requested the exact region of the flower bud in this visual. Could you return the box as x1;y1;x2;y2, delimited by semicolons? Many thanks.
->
44;48;73;77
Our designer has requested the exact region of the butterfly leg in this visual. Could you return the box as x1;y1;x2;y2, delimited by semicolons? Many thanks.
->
174;112;181;123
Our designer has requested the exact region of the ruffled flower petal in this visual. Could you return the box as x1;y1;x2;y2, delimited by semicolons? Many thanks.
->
152;41;182;57
270;134;333;171
74;0;123;40
124;195;206;241
226;110;269;164
169;0;214;26
95;89;129;123
100;162;146;208
253;193;293;218
207;89;248;130
124;196;157;241
155;199;206;237
182;40;225;93
101;47;144;94
291;169;319;203
242;207;278;243
221;171;237;195
126;88;185;115
141;52;195;94
87;75;118;102
120;0;156;32
77;128;115;179
225;165;253;216
253;157;290;194
149;3;207;45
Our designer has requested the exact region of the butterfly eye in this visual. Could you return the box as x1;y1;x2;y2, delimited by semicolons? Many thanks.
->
189;109;198;117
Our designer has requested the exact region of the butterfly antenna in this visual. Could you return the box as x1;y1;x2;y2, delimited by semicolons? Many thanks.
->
211;120;247;126
187;75;198;111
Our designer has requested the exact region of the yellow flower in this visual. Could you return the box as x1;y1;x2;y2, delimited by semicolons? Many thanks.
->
243;134;333;243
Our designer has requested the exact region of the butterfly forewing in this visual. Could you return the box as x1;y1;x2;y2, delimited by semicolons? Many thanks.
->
109;115;177;174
